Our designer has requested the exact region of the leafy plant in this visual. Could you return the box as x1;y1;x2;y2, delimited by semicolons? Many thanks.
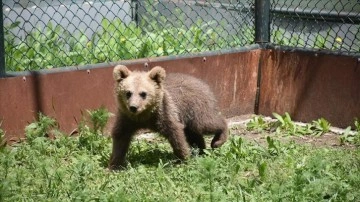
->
314;34;327;49
352;118;360;145
77;107;112;166
238;26;255;46
355;118;360;132
339;126;353;145
246;115;269;132
272;112;299;136
86;106;113;134
227;137;247;159
24;113;58;142
314;29;332;50
0;122;6;151
272;112;314;136
311;118;331;137
257;160;267;182
266;136;280;156
198;157;217;202
295;123;314;136
4;21;21;71
271;28;304;47
339;119;360;146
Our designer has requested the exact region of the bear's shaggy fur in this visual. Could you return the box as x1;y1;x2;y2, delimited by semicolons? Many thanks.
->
109;65;228;170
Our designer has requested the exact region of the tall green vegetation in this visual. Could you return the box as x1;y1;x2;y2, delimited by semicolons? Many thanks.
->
4;1;246;72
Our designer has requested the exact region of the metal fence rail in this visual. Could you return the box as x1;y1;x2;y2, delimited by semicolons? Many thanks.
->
1;0;360;75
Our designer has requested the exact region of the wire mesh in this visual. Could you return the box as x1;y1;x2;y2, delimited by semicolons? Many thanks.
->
270;0;360;54
2;0;254;72
3;0;359;72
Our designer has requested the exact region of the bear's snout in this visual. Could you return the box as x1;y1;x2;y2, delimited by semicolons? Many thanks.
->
129;106;138;113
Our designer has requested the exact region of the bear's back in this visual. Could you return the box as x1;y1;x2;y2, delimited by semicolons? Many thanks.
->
165;73;219;122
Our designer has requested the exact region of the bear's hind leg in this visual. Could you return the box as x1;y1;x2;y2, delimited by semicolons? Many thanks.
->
201;116;228;148
210;127;228;148
184;127;206;153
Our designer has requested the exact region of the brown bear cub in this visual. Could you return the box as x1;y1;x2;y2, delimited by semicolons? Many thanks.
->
109;65;228;170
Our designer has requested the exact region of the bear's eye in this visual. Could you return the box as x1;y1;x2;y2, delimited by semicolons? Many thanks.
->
125;91;132;99
139;92;147;99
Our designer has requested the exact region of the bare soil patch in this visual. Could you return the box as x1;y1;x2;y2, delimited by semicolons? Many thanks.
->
228;114;355;149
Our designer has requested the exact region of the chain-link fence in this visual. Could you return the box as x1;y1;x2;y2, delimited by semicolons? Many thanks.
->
1;0;360;73
270;0;360;54
2;0;254;72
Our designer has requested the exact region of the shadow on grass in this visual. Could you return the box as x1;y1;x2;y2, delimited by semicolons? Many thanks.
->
101;139;204;170
127;147;178;168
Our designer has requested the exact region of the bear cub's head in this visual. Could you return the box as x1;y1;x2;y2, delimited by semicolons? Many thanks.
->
113;65;166;116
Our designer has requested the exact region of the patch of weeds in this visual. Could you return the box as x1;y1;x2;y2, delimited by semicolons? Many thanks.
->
257;160;268;182
86;106;113;134
0;123;6;151
246;114;360;148
266;136;281;156
272;112;309;136
314;30;332;50
24;112;58;142
296;123;314;136
340;118;360;146
226;137;247;159
198;157;220;202
0;108;117;201
77;122;110;157
355;118;360;132
77;107;112;166
311;117;331;137
246;115;270;132
223;137;264;161
272;28;304;47
273;112;294;134
354;119;360;146
246;113;315;136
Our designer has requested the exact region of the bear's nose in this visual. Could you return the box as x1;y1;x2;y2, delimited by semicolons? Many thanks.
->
129;106;138;113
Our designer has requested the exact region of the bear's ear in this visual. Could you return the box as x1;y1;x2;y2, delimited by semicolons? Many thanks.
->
148;66;166;84
113;65;131;82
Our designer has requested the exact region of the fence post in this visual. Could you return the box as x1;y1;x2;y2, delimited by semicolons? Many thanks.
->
254;0;270;44
131;0;139;26
0;0;5;78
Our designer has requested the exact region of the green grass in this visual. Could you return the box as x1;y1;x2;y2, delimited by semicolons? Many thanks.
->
1;112;360;201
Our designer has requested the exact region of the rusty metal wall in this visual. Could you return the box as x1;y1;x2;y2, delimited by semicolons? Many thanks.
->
0;50;260;141
2;47;359;142
258;49;360;128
